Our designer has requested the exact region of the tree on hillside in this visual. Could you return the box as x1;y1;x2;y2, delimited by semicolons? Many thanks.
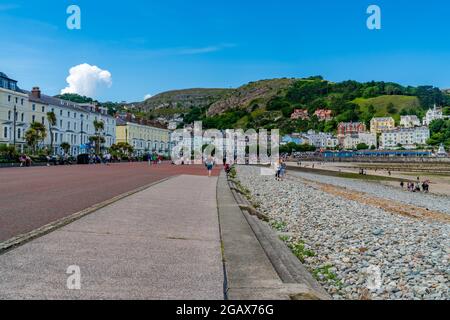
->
387;103;398;114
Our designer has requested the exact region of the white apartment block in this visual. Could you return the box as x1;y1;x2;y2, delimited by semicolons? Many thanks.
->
342;133;377;150
0;73;29;150
380;127;430;150
0;72;116;155
400;115;421;128
302;130;338;148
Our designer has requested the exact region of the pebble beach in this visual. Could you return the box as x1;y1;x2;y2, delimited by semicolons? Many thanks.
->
236;166;450;300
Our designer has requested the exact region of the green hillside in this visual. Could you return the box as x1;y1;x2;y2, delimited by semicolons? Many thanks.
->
354;95;422;122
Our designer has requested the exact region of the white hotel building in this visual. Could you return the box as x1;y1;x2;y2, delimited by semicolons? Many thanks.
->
380;127;430;150
0;72;116;155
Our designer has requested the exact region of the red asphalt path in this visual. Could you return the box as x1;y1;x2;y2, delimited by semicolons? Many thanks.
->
0;162;220;242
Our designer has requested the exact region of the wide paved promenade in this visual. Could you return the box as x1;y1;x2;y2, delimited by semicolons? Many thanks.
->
0;163;219;242
0;175;223;299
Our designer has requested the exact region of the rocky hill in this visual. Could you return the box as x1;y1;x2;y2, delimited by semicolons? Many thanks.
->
130;88;231;112
206;78;296;116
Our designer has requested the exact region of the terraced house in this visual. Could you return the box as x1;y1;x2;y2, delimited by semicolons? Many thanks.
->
370;117;395;134
0;72;116;155
116;115;170;156
0;72;29;151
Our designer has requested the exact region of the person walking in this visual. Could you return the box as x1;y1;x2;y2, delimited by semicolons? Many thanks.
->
279;160;287;181
205;156;215;177
274;160;281;181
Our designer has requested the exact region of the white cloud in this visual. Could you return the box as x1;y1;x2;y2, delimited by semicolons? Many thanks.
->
61;63;112;97
144;94;153;100
178;43;236;55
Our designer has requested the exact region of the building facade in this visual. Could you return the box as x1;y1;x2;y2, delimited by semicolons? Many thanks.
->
423;105;444;126
314;109;333;121
370;117;395;134
380;127;430;150
400;115;421;128
290;109;310;120
27;87;116;155
1;72;116;155
0;73;29;151
337;122;367;137
342;133;377;150
116;118;170;156
302;130;338;148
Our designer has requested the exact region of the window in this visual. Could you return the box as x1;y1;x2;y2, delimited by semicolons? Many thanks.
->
60;120;63;127
32;104;36;111
21;99;24;106
68;122;71;130
42;106;45;113
15;97;18;103
68;111;70;117
17;128;21;139
8;95;11;102
21;113;24;122
42;117;45;124
60;110;63;116
8;111;11;120
3;127;7;138
32;115;36;122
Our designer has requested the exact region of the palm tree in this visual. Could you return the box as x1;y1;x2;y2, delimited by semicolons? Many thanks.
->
46;111;57;155
93;119;105;154
25;128;39;153
26;122;47;153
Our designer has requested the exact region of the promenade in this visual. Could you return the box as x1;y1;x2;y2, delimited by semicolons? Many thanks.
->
0;174;224;299
0;163;219;242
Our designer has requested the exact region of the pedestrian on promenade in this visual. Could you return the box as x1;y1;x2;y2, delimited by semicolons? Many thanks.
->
224;163;231;175
279;160;287;181
273;160;281;181
205;156;215;177
400;181;405;189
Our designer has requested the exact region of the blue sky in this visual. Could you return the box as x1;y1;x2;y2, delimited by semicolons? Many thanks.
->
0;0;449;102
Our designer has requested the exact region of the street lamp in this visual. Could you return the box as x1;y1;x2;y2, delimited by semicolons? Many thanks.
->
80;114;84;147
13;105;17;150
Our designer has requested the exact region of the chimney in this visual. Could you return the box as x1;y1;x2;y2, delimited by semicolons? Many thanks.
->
31;87;41;99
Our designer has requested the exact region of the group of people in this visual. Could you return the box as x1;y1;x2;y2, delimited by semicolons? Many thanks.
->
146;153;163;166
400;179;430;193
46;154;72;166
19;154;32;167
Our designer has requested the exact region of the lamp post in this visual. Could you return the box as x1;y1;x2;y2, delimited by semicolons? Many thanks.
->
13;105;17;150
80;114;84;148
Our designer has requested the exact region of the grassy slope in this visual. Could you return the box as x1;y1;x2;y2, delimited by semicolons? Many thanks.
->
354;95;421;120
